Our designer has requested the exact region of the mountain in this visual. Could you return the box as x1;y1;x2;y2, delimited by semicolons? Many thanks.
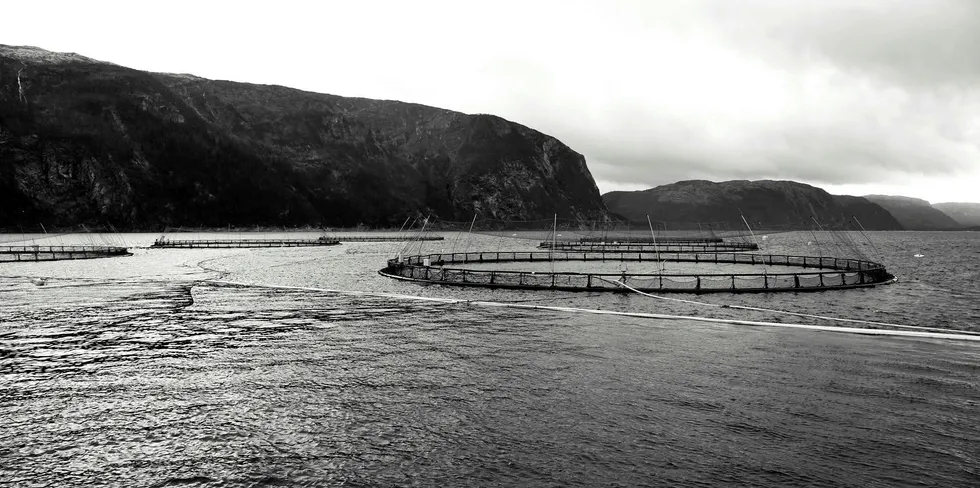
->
0;45;608;229
826;195;904;230
932;202;980;227
602;180;903;230
862;195;962;230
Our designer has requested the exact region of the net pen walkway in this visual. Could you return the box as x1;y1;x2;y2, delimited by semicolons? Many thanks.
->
539;242;759;252
150;235;444;248
150;238;341;249
321;235;444;242
380;251;894;293
0;245;131;262
578;236;725;243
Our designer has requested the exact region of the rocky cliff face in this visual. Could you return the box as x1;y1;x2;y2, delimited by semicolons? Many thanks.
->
863;195;962;230
0;45;607;229
603;180;904;230
932;202;980;227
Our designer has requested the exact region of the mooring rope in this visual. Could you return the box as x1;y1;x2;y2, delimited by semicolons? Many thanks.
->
597;277;980;336
853;216;884;263
204;280;980;341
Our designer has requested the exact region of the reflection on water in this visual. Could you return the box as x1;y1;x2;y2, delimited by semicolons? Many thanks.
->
1;231;979;486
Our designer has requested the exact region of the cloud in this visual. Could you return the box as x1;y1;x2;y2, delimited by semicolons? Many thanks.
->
485;0;980;199
727;0;980;87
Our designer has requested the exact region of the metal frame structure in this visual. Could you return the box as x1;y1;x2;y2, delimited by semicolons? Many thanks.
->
379;250;894;293
539;242;758;252
0;245;131;262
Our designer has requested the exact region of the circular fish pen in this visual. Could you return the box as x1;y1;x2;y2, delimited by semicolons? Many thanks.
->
0;245;131;263
379;216;895;294
379;250;894;293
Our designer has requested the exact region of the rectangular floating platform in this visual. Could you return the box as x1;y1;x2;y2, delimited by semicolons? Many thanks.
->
0;245;131;262
151;239;340;249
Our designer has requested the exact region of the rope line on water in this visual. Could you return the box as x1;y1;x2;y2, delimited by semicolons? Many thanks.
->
203;280;980;342
598;277;980;336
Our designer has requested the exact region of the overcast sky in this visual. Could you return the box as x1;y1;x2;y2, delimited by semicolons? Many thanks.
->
6;0;979;203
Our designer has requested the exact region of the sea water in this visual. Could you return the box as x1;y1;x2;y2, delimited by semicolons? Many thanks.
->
1;231;978;486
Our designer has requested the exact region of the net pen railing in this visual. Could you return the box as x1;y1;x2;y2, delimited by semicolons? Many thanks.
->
578;236;725;243
151;238;340;248
0;245;131;262
381;251;892;293
395;251;878;272
539;242;759;252
0;245;129;253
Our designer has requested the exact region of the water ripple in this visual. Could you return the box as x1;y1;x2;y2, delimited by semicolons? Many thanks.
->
2;233;980;486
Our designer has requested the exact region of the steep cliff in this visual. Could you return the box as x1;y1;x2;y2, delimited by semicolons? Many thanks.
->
0;45;607;229
863;195;962;230
603;180;904;230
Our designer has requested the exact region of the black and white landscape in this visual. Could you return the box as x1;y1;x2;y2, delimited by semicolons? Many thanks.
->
2;2;980;487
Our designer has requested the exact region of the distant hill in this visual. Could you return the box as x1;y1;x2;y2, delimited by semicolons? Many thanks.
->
863;195;962;230
932;202;980;227
602;180;903;230
0;45;608;229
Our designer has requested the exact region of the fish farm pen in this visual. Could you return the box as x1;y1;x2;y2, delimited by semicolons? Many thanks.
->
578;236;725;243
150;238;341;249
379;250;894;293
375;215;896;293
0;245;131;262
150;235;444;249
320;235;445;242
539;241;759;252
